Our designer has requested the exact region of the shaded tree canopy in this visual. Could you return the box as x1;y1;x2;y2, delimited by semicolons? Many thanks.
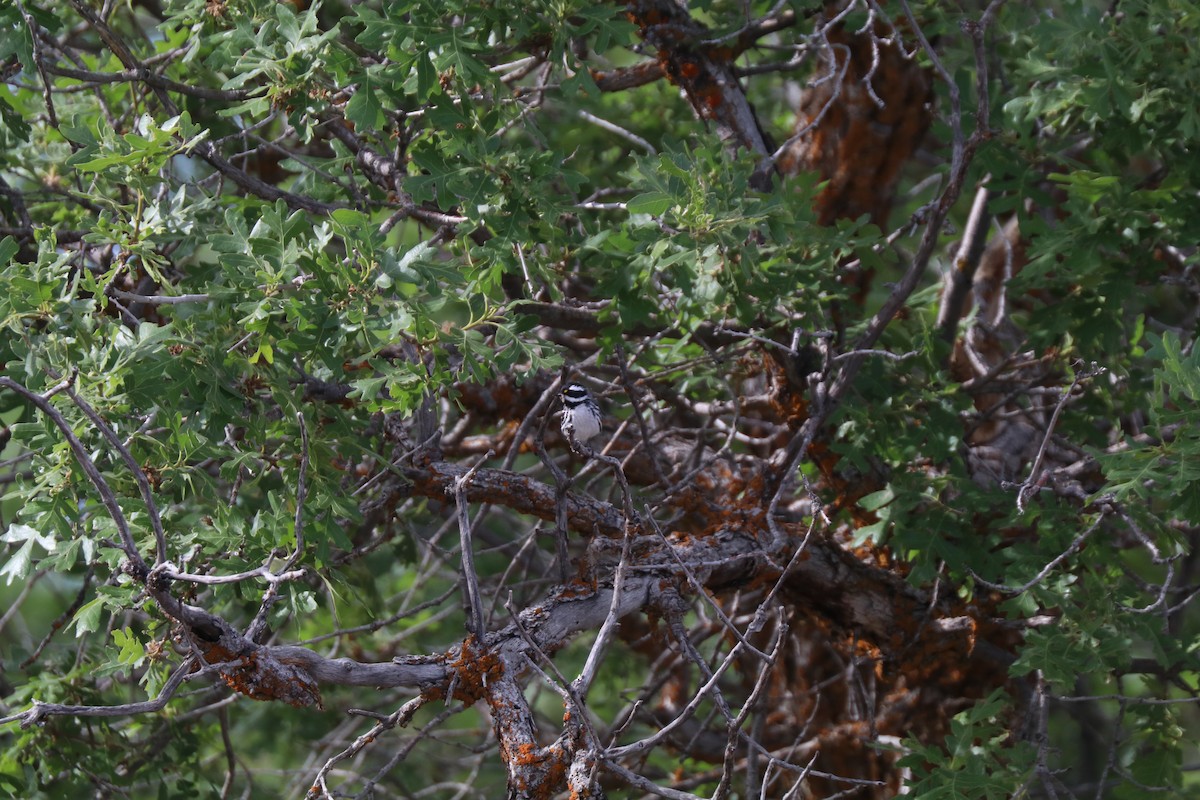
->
2;0;1200;797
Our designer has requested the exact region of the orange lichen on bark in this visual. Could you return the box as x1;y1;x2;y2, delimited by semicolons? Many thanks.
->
197;641;323;709
445;636;505;706
625;0;749;127
590;60;666;92
777;21;933;230
512;742;569;795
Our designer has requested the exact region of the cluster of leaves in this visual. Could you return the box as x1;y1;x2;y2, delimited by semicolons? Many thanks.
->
854;3;1200;794
1;0;1200;797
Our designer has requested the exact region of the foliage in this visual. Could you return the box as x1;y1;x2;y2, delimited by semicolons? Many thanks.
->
1;0;1200;798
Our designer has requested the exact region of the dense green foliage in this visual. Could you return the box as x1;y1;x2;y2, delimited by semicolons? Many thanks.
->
2;0;1200;798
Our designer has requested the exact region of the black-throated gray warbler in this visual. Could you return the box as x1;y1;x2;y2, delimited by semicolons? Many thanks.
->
560;382;602;444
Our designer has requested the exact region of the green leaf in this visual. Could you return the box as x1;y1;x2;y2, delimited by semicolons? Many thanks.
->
0;523;54;584
73;597;106;637
112;627;146;667
345;80;387;130
858;487;895;512
0;538;36;585
0;95;31;142
251;342;274;364
1130;746;1179;787
626;192;673;216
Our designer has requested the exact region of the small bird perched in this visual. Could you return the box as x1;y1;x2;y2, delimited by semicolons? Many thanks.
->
560;382;602;445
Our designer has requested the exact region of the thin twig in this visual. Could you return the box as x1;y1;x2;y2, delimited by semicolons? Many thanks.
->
1;656;196;728
577;109;657;154
244;412;313;642
305;695;431;800
18;566;94;669
969;509;1108;595
107;289;211;305
290;412;311;565
936;180;992;343
1014;364;1099;512
0;568;47;636
0;373;147;573
572;513;635;697
453;450;493;638
63;380;168;564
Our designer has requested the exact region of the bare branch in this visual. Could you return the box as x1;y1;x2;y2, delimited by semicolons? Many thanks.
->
936;181;993;342
454;451;493;639
2;656;196;728
0;372;148;573
60;380;169;564
969;509;1108;596
577;109;657;155
306;695;431;800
